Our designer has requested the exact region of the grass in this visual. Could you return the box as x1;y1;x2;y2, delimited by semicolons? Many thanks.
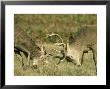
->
14;14;97;43
14;44;96;76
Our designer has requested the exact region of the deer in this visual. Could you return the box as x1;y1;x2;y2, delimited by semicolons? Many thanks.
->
46;24;97;69
14;30;45;70
69;25;97;72
47;33;81;66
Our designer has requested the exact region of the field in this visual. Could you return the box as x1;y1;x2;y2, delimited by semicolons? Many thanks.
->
14;14;97;76
14;44;96;76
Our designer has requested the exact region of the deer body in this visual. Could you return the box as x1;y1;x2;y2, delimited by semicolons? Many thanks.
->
14;30;41;70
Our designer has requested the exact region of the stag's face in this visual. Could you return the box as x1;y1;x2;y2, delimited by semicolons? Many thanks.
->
71;48;81;66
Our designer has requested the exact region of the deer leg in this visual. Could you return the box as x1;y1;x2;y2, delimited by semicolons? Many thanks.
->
20;51;30;70
81;52;84;65
27;51;30;66
91;51;97;74
15;45;31;69
20;51;28;70
80;49;89;65
92;51;97;69
93;52;97;66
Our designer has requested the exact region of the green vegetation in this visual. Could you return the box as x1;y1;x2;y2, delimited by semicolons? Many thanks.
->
14;14;96;43
14;14;97;76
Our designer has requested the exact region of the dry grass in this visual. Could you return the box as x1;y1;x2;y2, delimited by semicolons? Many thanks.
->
14;44;96;76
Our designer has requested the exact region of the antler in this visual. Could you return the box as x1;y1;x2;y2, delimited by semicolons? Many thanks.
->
46;33;64;43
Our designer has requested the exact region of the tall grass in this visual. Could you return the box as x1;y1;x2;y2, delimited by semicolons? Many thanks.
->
14;44;96;76
14;14;97;43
